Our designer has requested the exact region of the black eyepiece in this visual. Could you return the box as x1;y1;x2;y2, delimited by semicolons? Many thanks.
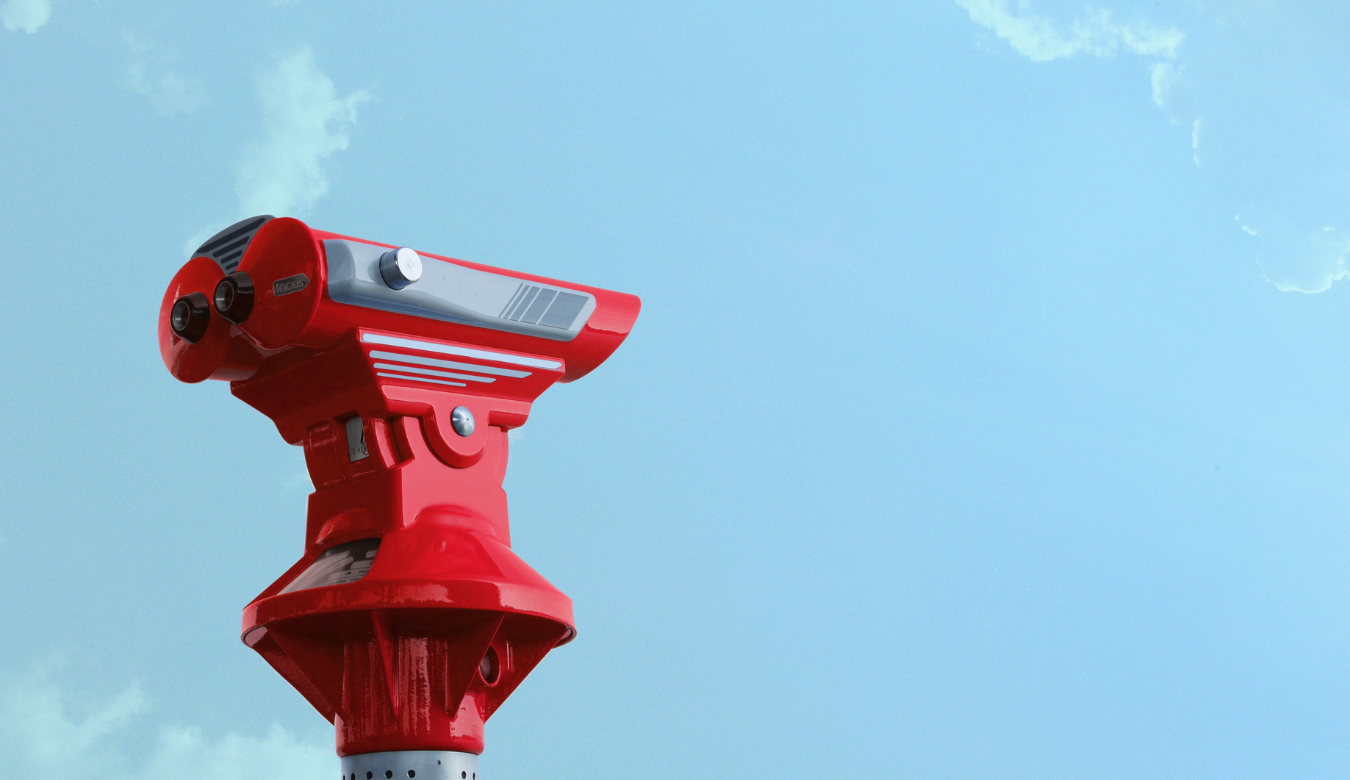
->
169;292;211;343
213;272;255;324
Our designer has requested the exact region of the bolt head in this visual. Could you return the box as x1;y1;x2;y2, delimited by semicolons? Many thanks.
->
450;406;475;437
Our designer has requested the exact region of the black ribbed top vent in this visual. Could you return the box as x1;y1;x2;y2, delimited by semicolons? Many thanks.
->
194;215;274;272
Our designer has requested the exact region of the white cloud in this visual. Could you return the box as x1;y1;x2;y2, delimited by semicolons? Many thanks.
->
957;2;1350;294
1150;59;1207;165
122;33;207;116
1150;61;1177;108
1;669;144;774
1;0;50;33
1149;6;1350;292
0;668;335;780
955;0;1182;62
1237;210;1350;294
235;49;371;218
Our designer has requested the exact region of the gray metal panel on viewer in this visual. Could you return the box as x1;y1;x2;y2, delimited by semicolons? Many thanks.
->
325;240;596;342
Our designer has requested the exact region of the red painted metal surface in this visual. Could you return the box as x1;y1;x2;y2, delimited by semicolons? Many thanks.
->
158;217;639;756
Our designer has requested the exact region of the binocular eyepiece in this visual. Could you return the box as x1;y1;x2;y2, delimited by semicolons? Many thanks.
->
171;244;417;344
169;292;211;343
168;271;254;343
213;271;255;325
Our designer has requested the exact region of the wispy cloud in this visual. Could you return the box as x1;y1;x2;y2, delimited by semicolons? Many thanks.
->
956;1;1350;294
1;0;50;33
235;48;371;218
1147;5;1350;293
122;32;208;116
0;668;334;780
1238;210;1350;295
955;0;1182;62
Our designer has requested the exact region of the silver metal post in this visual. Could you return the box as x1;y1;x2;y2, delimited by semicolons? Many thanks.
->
341;750;479;780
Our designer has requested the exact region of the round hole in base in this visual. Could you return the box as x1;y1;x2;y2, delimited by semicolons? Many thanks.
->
479;647;501;686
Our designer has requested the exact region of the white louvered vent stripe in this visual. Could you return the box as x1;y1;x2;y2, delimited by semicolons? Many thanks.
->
362;333;561;370
367;350;530;379
372;362;496;383
376;372;467;387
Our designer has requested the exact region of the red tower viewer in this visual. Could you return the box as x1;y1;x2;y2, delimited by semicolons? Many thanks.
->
158;216;640;778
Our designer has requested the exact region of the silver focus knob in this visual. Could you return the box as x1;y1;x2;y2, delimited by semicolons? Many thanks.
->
379;247;423;290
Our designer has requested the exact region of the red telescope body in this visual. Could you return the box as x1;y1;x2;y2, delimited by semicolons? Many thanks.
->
158;216;639;777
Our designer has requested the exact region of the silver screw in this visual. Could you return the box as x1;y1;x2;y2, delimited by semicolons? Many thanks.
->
379;247;423;290
450;406;475;437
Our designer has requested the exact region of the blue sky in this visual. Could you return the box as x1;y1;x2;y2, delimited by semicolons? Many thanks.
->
3;1;1350;778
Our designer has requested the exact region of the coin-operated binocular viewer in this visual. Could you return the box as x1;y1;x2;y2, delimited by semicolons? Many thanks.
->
158;216;639;779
